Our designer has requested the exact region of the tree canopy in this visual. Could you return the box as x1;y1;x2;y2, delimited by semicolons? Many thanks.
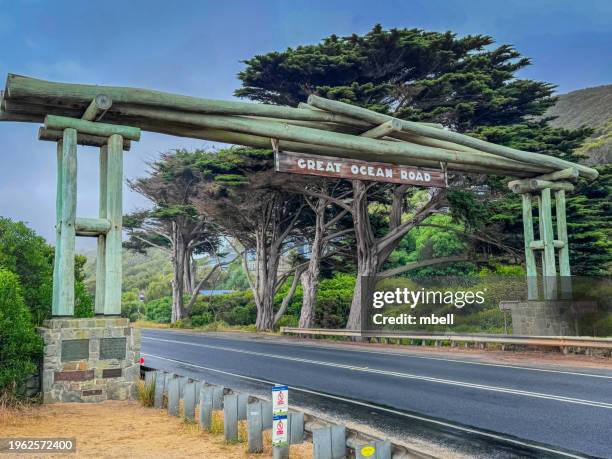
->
237;24;556;131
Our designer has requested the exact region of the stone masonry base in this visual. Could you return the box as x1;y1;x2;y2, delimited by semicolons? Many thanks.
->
38;318;141;403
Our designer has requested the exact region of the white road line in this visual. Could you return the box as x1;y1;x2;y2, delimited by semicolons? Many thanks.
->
145;329;612;379
143;336;612;409
141;352;587;459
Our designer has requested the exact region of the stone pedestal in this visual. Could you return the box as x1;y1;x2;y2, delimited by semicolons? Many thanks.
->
499;300;597;336
38;318;141;403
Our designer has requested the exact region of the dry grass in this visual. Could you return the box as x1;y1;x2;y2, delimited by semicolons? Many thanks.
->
133;320;170;329
0;400;312;458
136;380;155;407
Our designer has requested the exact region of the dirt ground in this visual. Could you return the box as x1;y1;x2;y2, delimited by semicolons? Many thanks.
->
0;401;312;458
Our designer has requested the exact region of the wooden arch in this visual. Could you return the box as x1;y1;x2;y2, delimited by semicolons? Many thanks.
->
0;74;598;315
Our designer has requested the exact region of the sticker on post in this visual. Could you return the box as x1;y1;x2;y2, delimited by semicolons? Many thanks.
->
272;414;288;446
360;445;376;457
272;384;288;415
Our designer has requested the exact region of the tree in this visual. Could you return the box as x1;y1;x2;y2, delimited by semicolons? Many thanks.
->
236;25;598;328
236;25;555;132
193;147;311;330
0;217;92;324
475;122;612;275
0;268;43;396
286;179;353;328
125;151;222;322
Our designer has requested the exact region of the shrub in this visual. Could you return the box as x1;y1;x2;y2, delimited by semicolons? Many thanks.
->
0;269;43;396
145;297;172;323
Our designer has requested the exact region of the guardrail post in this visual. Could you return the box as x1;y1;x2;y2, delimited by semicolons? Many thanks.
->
194;380;204;404
154;371;166;408
313;425;346;459
144;370;156;389
356;440;391;459
183;381;196;421
178;376;189;399
288;411;304;444
262;401;273;429
237;393;249;420
247;401;264;453
223;394;239;442
199;385;213;431
167;377;180;417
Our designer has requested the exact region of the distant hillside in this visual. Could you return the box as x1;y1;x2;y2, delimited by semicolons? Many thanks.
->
543;85;612;165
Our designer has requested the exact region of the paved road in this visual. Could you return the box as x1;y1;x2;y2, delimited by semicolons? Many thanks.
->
141;329;612;458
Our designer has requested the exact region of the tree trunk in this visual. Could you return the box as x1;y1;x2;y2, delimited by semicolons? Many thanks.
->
251;226;281;331
346;185;444;330
171;225;185;323
346;181;379;330
298;198;325;328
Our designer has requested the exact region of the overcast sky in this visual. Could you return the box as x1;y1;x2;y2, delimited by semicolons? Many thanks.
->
1;0;610;249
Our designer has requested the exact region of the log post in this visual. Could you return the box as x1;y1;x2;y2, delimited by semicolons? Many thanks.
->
521;194;538;300
104;134;123;315
555;189;572;299
52;141;63;314
95;145;108;314
555;190;570;276
54;128;77;316
540;188;557;300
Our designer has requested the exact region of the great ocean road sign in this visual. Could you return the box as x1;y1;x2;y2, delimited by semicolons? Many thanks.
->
275;151;447;188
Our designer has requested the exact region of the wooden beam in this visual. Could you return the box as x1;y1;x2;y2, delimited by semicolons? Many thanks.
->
534;168;579;182
529;240;565;249
52;141;63;315
115;106;551;175
38;127;131;150
508;179;575;194
82;94;112;121
75;217;111;234
104;134;123;315
5;73;371;125
95;146;108;315
521;194;538;300
307;95;599;180
555;190;571;276
55;128;77;316
360;120;399;138
540;188;557;300
45;115;141;141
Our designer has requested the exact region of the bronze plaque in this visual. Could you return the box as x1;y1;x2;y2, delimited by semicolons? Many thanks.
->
102;368;122;378
61;339;89;361
54;370;94;381
275;151;447;187
100;337;126;360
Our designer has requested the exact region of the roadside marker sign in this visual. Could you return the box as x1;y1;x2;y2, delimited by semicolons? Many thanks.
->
272;384;288;415
272;414;288;446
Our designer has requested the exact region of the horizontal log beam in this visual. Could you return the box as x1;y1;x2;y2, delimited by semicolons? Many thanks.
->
38;128;131;150
530;240;565;250
307;95;598;180
82;94;112;121
45;115;140;141
508;179;575;194
533;167;579;182
5;73;369;125
138;122;538;177
360;120;398;138
75;217;111;236
116;105;551;175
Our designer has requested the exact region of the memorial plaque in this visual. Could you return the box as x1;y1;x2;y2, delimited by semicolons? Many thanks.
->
100;337;126;360
61;339;89;362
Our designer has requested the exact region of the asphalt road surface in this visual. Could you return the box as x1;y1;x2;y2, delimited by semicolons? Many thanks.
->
141;329;612;458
